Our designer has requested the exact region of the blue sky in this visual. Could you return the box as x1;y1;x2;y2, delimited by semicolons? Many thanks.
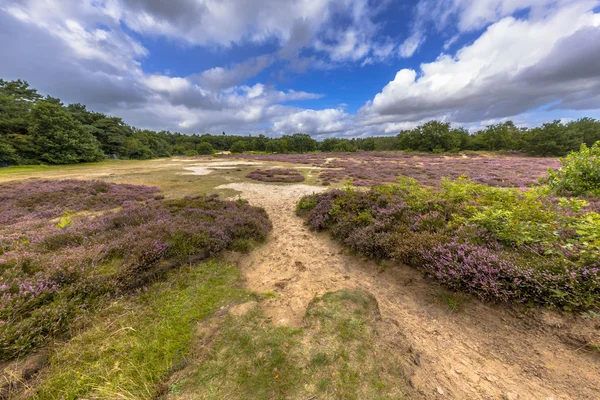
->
1;0;600;138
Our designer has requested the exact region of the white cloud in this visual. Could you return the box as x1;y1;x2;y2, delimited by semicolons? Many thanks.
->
272;108;352;135
196;55;275;91
361;4;600;124
109;0;393;65
399;32;425;58
404;0;594;57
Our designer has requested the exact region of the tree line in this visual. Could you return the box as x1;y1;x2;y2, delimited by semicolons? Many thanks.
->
2;79;599;165
396;120;600;156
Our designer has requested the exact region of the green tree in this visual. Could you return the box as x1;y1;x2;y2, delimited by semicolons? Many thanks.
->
332;140;357;152
140;130;172;157
568;118;600;147
0;136;19;165
196;142;215;155
289;133;317;153
29;101;105;164
398;121;459;152
230;140;246;153
358;137;375;151
265;140;281;153
0;79;41;135
476;122;519;151
90;117;134;157
523;120;583;156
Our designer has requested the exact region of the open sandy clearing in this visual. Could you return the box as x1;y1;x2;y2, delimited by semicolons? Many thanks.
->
219;182;600;400
182;161;265;175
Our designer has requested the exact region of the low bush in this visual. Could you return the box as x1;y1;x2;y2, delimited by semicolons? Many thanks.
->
547;142;600;196
298;177;600;311
246;168;305;183
0;180;271;360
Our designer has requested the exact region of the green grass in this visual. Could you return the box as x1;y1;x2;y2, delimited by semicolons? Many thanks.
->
169;306;303;399
169;289;410;400
34;260;253;399
435;292;465;313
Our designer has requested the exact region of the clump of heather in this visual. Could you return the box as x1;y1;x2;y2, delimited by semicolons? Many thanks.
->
298;177;600;311
0;179;160;225
421;241;600;308
246;168;305;183
0;181;271;360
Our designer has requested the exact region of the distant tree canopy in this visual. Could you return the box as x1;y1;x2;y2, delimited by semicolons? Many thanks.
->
1;78;600;166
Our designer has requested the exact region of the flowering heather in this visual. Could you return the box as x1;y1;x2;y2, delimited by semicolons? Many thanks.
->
234;152;560;188
246;168;305;183
0;180;271;360
297;178;600;311
0;179;160;226
421;241;600;307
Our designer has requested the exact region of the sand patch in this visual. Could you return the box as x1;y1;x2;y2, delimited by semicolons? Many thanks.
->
181;161;265;175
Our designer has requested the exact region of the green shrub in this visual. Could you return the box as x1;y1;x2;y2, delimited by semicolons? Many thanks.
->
196;142;215;155
547;142;600;196
230;141;246;153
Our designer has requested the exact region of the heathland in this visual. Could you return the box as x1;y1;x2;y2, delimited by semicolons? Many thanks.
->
1;147;599;399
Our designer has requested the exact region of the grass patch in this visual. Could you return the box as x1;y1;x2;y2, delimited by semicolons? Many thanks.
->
33;260;251;399
435;292;465;313
301;289;404;400
169;289;410;400
169;306;303;399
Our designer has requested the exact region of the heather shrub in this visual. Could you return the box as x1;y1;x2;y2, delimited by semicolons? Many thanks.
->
547;142;600;196
0;180;271;360
298;178;600;311
0;179;159;225
246;168;305;183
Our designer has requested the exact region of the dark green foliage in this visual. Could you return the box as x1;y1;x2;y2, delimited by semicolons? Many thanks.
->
398;121;461;152
320;138;358;152
396;119;600;156
0;136;19;165
0;79;41;136
522;120;583;156
570;118;600;147
29;100;105;164
196;141;215;155
230;140;247;153
470;121;521;151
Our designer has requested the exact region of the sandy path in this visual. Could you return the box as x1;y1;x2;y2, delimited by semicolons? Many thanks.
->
218;182;600;399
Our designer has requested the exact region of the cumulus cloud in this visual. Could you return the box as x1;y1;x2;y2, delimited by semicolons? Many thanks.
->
0;0;331;134
272;108;352;135
195;55;275;91
110;0;394;66
2;0;600;138
403;0;590;58
361;4;600;124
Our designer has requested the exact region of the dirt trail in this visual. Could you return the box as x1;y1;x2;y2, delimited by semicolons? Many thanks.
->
218;182;600;400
